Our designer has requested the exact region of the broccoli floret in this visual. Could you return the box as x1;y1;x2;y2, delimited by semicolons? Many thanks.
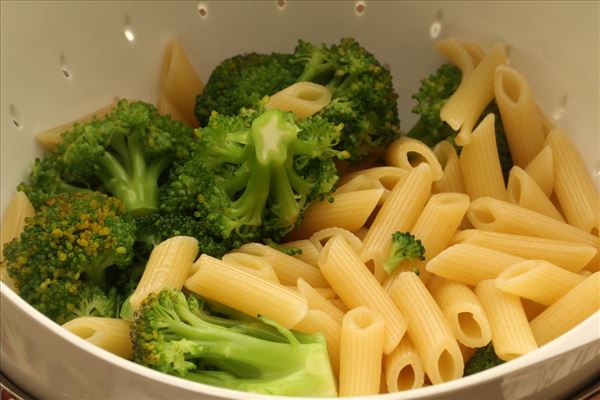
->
66;284;120;321
194;38;401;162
161;106;347;243
134;213;234;261
2;192;136;323
407;64;513;181
19;100;194;215
464;342;505;376
195;53;303;126
131;288;337;397
384;231;425;275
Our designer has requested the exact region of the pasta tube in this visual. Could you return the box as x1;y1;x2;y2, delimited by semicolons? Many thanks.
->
384;336;425;392
384;136;444;181
506;166;564;221
524;146;554;197
63;317;132;359
266;82;331;119
432;140;466;194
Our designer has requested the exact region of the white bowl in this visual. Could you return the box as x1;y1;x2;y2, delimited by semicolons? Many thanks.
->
1;1;599;399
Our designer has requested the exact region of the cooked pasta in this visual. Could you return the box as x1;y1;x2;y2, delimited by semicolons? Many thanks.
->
266;82;332;119
384;136;444;181
63;317;132;359
506;166;564;221
435;38;476;76
221;252;280;283
384;336;425;392
309;227;363;255
432;140;466;194
280;239;321;267
338;166;407;191
293;309;341;377
524;145;554;197
296;277;344;323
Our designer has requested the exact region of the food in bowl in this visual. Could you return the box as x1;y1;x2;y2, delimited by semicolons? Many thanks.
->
1;34;599;398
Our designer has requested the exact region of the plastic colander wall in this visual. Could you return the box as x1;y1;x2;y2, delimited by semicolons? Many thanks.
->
1;1;599;399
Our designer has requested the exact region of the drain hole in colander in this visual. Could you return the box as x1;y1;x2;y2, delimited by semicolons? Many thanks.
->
197;3;208;17
61;68;72;79
276;0;286;9
430;11;443;39
552;95;568;120
9;104;22;129
59;53;72;79
355;1;366;15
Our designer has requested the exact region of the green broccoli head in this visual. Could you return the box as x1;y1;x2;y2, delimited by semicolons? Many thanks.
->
194;53;303;126
19;100;194;215
3;191;135;323
384;231;426;274
131;288;337;397
161;106;346;243
464;342;505;376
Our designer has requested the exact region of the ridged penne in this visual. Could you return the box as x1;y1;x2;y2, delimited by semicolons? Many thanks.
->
339;307;385;396
361;164;433;281
475;280;537;361
384;336;425;392
221;252;280;283
296;278;344;323
435;38;476;76
495;260;585;306
338;166;407;191
524;146;554;197
467;197;600;268
530;272;600;346
452;230;596;272
319;235;407;355
185;255;308;328
546;129;600;235
426;244;524;286
432;140;466;194
62;317;132;359
266;82;331;119
441;43;508;146
159;39;203;126
293;309;341;377
130;236;199;310
390;272;463;384
384;137;444;181
157;93;188;124
494;65;546;167
280;239;321;267
506;166;564;221
427;276;492;348
234;243;328;287
459;113;506;200
309;227;363;255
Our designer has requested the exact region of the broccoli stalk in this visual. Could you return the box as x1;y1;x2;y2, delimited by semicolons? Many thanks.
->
384;232;425;275
464;342;505;376
132;288;337;397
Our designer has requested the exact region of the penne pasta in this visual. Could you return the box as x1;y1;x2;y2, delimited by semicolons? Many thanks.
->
389;272;463;384
159;39;203;126
432;140;466;194
384;137;444;181
524;145;554;197
462;42;486;66
296;278;344;323
426;243;524;286
441;42;508;146
293;309;341;377
384;336;425;392
157;93;188;124
330;298;349;313
452;230;596;272
234;243;328;287
309;227;363;255
266;82;331;119
494;65;546;167
130;236;199;310
221;252;280;283
339;307;385;397
475;280;537;361
546;129;600;235
361;164;433;281
459;113;506;201
506;166;564;221
427;276;492;348
185;255;308;328
338;166;407;191
279;239;321;267
319;235;407;354
63;317;132;359
530;272;600;346
521;298;547;321
435;38;476;76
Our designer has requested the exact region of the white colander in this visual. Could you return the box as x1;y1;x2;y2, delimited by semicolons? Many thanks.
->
1;1;599;399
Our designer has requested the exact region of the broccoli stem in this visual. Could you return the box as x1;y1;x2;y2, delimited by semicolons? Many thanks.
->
271;165;301;226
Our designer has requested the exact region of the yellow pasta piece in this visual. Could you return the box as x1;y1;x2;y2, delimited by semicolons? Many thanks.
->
475;280;537;361
266;82;331;119
432;140;466;194
330;298;348;313
389;273;463;384
428;276;492;348
156;93;189;125
279;239;320;267
546;129;600;235
462;42;486;65
453;230;596;272
221;252;280;283
338;166;407;191
524;145;554;197
234;243;328;287
467;197;600;268
506;166;564;221
496;260;586;306
130;236;199;310
494;65;546;167
384;336;425;392
185;255;308;328
63;317;132;359
294;309;341;378
521;298;547;321
309;227;363;255
435;38;476;76
339;306;385;397
459;113;506;200
384;137;444;181
441;43;508;146
160;39;204;125
319;235;407;354
361;164;433;281
426;244;524;286
530;272;600;346
289;188;383;239
297;278;344;323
